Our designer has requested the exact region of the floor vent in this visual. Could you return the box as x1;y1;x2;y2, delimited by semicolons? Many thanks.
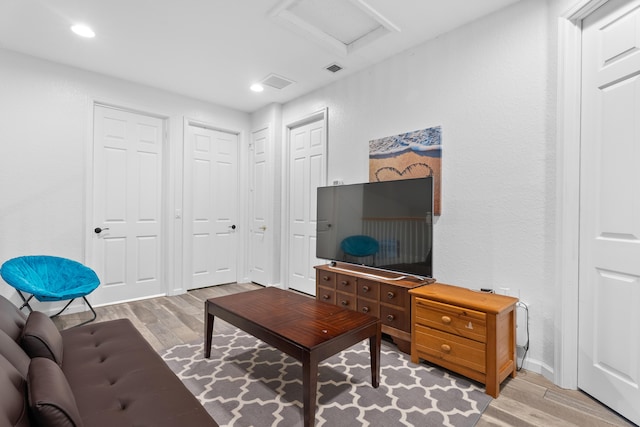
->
326;63;343;73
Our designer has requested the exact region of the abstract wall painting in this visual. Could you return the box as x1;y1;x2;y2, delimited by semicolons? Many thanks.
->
369;126;442;215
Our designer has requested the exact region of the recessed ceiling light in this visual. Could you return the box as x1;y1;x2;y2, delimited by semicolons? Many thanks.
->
250;83;264;92
71;24;95;38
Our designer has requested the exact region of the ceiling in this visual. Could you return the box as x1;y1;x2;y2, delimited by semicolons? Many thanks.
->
0;0;520;113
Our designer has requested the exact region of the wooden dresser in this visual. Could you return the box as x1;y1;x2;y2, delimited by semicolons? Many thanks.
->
315;263;431;353
409;283;518;397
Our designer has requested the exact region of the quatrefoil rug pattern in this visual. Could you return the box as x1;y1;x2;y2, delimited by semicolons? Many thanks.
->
161;329;491;427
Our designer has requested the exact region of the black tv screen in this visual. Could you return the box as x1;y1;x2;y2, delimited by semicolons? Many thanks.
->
316;177;433;278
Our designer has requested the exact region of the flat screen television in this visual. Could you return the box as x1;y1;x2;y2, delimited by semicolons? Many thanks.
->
316;177;433;279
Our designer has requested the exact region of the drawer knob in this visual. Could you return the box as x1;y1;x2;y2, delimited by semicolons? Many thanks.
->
341;280;349;286
362;306;370;313
441;344;451;353
441;316;452;324
362;285;370;292
322;276;330;281
386;314;395;321
387;291;395;299
341;300;349;306
322;294;330;300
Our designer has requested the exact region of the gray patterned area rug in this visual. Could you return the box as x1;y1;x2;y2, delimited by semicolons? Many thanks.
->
161;329;491;427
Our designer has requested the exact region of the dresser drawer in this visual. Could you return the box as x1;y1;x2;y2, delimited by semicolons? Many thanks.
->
317;287;335;304
357;298;379;317
336;292;356;310
358;278;379;298
381;305;409;332
317;272;336;288
380;283;405;307
415;298;487;343
337;274;356;293
414;324;486;374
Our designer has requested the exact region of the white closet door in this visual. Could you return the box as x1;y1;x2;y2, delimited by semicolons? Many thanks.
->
185;124;239;289
91;105;164;305
248;126;271;286
578;1;640;424
287;115;326;295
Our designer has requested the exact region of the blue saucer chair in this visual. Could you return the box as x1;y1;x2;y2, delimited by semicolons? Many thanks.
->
0;255;100;327
340;235;379;263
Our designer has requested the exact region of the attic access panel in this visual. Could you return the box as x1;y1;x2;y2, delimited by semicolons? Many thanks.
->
270;0;399;56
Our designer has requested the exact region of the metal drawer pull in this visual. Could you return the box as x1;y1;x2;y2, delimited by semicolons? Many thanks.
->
441;316;452;324
341;280;349;286
441;344;451;352
341;300;349;306
362;306;370;313
323;276;330;281
387;291;395;299
386;314;395;321
362;285;370;292
322;294;330;300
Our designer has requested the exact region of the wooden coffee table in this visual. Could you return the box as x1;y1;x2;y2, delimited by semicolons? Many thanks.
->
205;287;381;427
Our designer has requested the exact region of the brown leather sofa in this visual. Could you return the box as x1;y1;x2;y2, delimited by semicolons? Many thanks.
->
0;294;218;427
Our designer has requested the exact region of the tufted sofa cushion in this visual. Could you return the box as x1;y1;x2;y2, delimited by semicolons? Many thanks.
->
0;330;30;379
0;354;30;427
60;318;216;427
21;312;64;365
27;358;83;427
0;294;27;340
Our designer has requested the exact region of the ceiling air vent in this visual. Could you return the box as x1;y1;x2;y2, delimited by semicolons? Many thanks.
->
326;63;343;73
261;73;295;90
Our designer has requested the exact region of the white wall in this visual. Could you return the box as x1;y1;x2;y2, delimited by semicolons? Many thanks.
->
0;48;250;305
279;0;558;377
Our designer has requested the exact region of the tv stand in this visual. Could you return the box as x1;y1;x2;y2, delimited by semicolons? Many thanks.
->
315;263;433;354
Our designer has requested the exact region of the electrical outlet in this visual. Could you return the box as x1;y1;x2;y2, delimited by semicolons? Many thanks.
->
498;287;521;299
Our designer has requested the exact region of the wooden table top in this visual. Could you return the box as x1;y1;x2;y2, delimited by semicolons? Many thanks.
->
206;287;378;350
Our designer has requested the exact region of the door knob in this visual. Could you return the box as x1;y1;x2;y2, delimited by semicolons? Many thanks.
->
259;225;267;231
229;225;236;230
94;227;109;234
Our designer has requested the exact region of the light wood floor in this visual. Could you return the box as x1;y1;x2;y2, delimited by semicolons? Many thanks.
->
54;283;635;427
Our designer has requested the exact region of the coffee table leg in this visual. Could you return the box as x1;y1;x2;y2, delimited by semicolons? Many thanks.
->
370;323;381;388
302;351;318;427
204;303;214;358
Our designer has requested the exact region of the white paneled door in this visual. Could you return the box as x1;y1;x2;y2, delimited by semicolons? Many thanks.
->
249;127;271;286
184;124;239;290
287;114;326;295
579;0;640;424
91;105;164;306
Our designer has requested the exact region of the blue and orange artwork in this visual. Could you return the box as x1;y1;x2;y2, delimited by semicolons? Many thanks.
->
369;126;442;215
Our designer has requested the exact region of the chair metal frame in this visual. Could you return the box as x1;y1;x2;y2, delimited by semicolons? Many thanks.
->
15;290;97;327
